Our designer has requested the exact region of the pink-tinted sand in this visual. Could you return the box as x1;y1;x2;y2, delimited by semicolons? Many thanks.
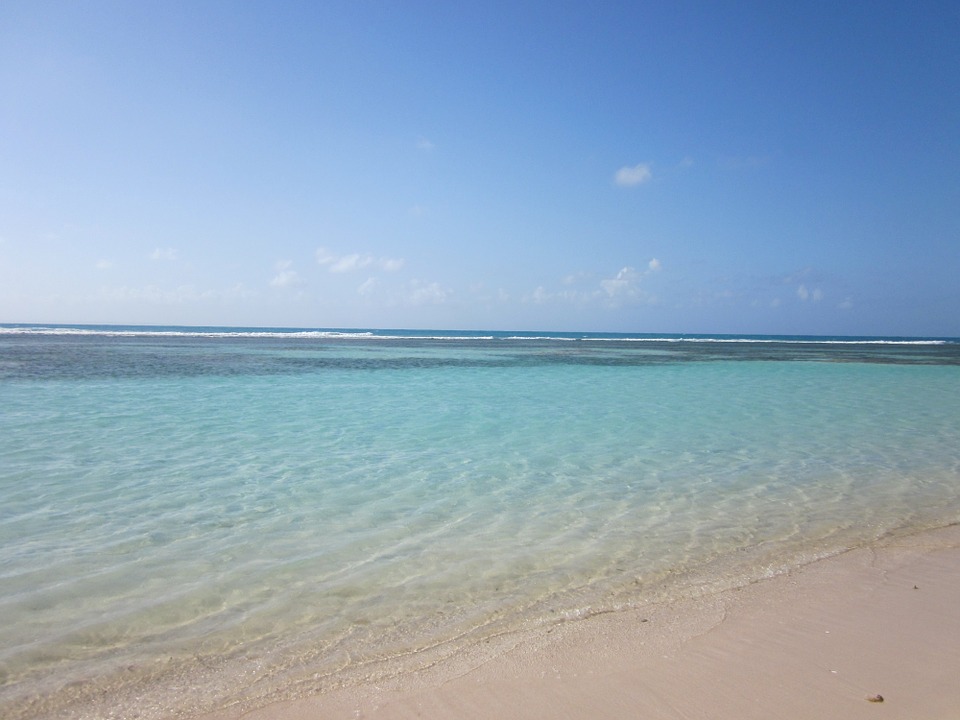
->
201;524;960;720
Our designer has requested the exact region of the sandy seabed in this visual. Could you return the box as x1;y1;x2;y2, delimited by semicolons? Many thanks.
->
195;523;960;720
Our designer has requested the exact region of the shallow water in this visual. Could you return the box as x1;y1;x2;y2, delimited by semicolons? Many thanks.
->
2;326;959;718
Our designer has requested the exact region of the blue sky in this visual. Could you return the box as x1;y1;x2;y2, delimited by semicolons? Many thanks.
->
2;1;958;335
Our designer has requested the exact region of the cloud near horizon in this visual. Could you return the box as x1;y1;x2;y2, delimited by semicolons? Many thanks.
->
528;259;662;307
406;280;449;305
600;266;641;298
97;283;249;305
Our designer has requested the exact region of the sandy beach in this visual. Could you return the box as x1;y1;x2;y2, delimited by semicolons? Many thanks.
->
202;523;960;720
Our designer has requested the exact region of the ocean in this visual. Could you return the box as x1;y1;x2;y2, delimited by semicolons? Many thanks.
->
2;324;959;719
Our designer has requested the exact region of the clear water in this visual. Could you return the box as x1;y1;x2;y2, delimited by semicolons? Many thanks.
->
2;326;959;718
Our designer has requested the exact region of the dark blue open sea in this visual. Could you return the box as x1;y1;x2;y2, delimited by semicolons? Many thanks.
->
2;324;959;718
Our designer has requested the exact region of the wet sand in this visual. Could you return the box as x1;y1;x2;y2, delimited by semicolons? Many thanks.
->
203;523;960;720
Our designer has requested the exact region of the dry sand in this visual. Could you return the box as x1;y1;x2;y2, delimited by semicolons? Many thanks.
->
204;524;960;720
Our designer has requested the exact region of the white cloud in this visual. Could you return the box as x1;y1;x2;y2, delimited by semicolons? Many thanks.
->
562;271;594;286
416;137;435;151
270;271;300;288
531;286;551;304
331;253;374;273
315;247;336;265
380;257;404;272
270;260;301;288
95;259;114;271
524;285;595;306
838;297;854;310
600;261;661;297
358;277;378;296
797;284;823;302
317;247;405;273
272;273;299;289
149;247;178;261
601;266;640;297
812;287;823;302
797;284;809;301
529;261;662;308
770;297;782;308
407;280;449;305
614;163;652;187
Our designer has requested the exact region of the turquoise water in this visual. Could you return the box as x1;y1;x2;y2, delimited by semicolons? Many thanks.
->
2;326;959;718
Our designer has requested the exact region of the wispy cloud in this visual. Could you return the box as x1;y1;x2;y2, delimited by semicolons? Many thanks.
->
380;257;405;272
97;283;256;305
315;247;337;265
528;259;662;308
530;286;551;304
149;247;178;261
601;259;662;300
614;163;652;187
331;253;375;273
600;266;641;298
406;280;449;305
95;259;114;271
416;136;435;152
316;247;405;273
797;284;822;302
562;271;593;286
269;260;301;288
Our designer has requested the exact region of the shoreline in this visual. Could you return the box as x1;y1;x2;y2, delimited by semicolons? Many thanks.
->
201;522;960;720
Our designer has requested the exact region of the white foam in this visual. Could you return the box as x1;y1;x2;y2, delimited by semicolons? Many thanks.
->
0;325;950;345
